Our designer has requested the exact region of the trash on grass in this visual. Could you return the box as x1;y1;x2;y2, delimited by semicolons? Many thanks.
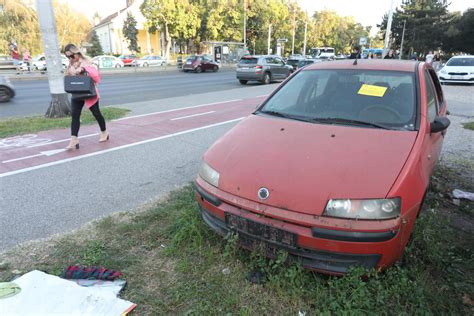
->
61;265;122;280
452;189;474;201
0;282;21;299
0;270;136;315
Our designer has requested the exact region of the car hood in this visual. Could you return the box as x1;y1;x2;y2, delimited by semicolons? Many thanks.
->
204;115;417;216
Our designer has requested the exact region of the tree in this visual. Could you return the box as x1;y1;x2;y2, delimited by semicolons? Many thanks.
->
54;1;91;49
378;0;450;57
123;12;140;53
88;31;103;57
36;0;70;118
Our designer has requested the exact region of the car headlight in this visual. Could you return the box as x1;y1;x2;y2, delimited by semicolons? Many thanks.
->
324;198;401;220
199;161;220;187
440;69;447;74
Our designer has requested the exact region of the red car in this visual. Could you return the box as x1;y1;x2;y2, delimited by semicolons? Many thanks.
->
182;55;219;73
119;54;137;66
195;60;450;274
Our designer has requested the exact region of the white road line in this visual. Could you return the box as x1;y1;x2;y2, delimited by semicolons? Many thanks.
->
113;99;242;122
27;133;99;149
255;94;270;98
170;111;215;121
2;154;43;164
0;117;245;178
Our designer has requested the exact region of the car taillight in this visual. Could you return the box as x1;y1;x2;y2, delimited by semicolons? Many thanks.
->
255;65;263;72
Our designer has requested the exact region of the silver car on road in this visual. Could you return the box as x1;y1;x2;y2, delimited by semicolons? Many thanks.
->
236;55;293;85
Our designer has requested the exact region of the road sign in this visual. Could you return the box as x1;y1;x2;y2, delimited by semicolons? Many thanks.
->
359;37;368;46
277;38;288;43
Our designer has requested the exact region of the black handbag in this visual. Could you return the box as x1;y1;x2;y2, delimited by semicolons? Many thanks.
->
64;73;96;100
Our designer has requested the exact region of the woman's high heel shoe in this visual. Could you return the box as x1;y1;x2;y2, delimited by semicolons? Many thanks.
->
66;136;79;150
99;131;109;142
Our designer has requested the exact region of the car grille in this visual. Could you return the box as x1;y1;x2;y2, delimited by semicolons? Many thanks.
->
448;72;468;75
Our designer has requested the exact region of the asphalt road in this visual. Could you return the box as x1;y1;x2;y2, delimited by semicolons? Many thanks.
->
0;69;253;118
0;82;472;253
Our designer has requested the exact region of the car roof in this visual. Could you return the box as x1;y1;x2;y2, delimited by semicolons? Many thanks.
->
303;59;418;72
450;55;474;59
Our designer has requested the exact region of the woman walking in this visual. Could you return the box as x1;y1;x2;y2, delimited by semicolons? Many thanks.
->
64;44;109;149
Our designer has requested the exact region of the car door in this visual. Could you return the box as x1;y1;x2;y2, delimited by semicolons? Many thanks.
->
265;57;278;79
421;67;444;179
275;57;290;77
202;56;212;70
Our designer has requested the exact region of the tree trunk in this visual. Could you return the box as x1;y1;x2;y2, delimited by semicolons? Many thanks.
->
163;22;171;59
36;0;71;118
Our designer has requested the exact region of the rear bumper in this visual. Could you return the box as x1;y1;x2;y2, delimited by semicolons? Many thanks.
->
236;72;264;81
194;178;417;274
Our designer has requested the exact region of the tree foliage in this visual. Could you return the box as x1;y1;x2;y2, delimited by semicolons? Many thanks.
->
88;30;104;56
123;12;140;53
0;0;91;55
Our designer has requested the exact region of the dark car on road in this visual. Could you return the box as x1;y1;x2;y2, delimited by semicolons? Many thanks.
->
297;59;318;69
183;55;219;73
236;55;293;85
0;76;15;102
286;57;305;71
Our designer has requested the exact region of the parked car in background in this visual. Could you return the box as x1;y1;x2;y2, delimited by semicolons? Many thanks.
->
0;55;16;70
133;55;167;67
236;55;292;85
182;55;219;73
0;76;15;102
196;59;450;274
316;55;334;62
286;56;305;71
297;59;317;69
438;55;474;84
91;55;124;68
118;54;138;66
23;54;69;71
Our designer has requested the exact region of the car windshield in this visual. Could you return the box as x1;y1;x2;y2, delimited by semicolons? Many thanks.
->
258;69;416;130
239;57;258;64
446;58;474;67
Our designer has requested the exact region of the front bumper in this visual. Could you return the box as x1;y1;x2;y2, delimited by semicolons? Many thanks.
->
194;178;417;274
439;75;474;83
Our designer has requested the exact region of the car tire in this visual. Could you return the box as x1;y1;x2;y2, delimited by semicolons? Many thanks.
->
262;72;271;84
115;64;120;68
0;86;13;103
239;80;248;85
212;65;218;72
195;66;202;73
143;62;149;67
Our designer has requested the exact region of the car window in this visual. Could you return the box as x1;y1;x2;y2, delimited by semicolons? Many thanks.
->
424;70;438;122
260;69;417;130
446;58;474;67
239;57;258;64
265;57;275;64
428;69;444;106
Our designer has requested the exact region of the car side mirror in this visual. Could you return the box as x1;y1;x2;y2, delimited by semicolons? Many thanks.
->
430;116;450;133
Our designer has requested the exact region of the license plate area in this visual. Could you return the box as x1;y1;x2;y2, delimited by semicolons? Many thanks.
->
225;213;297;248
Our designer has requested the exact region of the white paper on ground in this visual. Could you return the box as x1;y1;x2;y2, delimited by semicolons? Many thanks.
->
452;189;474;201
0;270;136;316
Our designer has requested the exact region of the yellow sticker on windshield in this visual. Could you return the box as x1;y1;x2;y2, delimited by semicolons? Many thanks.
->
358;84;387;97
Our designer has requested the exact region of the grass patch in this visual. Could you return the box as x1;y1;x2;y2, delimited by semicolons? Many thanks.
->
0;166;473;314
463;121;474;131
0;107;129;138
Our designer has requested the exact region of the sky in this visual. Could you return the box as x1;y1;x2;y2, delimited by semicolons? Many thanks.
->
63;0;473;36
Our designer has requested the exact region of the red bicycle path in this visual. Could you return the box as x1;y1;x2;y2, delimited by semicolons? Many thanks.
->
0;97;265;177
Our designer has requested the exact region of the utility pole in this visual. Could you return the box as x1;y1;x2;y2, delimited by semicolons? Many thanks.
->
384;0;395;57
243;0;247;52
36;0;70;118
399;19;406;60
291;9;296;55
303;20;307;56
267;24;272;55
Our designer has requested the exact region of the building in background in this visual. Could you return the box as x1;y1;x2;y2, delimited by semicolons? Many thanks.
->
92;0;162;55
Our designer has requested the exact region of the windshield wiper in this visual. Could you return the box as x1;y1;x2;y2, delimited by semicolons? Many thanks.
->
257;110;311;122
310;117;392;130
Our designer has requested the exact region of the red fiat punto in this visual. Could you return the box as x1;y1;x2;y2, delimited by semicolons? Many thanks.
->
195;60;450;274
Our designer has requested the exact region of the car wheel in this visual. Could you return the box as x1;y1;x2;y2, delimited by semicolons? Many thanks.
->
239;80;248;85
195;66;202;73
143;62;149;67
0;86;12;103
262;72;271;84
115;64;120;68
212;65;218;72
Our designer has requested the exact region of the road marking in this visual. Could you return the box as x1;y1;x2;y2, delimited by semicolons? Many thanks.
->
113;99;242;122
170;111;216;121
2;149;69;164
0;117;245;178
27;133;99;148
